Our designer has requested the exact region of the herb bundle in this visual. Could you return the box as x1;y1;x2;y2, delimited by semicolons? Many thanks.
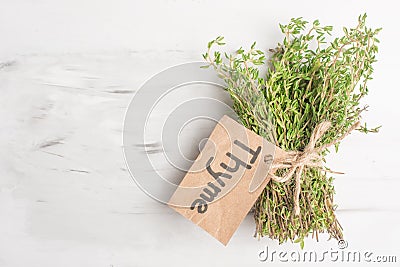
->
203;14;380;247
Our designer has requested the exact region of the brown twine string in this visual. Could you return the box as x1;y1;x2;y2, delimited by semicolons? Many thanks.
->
269;120;361;216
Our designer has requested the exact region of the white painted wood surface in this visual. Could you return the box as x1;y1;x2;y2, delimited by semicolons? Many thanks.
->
0;1;399;266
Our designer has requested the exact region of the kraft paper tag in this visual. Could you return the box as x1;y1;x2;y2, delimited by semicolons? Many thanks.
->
168;115;285;245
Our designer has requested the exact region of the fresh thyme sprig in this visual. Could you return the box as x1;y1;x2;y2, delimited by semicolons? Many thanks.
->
203;14;381;247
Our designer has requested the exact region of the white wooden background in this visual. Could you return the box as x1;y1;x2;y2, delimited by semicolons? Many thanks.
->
0;1;399;266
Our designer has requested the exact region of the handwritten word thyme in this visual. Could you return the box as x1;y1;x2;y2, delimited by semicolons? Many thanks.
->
203;14;381;247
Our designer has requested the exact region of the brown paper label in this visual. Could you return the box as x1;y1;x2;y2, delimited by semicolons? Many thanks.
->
169;115;282;245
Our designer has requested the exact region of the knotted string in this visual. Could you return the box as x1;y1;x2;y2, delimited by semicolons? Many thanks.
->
269;121;361;215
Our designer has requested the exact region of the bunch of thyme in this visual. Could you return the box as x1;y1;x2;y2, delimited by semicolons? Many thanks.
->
203;14;380;247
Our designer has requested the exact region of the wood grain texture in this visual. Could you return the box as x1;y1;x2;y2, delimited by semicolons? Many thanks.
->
0;1;399;266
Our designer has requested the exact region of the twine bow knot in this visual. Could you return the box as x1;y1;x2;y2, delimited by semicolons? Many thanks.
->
269;121;360;215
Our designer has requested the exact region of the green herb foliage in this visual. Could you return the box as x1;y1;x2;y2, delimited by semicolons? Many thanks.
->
203;14;380;245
